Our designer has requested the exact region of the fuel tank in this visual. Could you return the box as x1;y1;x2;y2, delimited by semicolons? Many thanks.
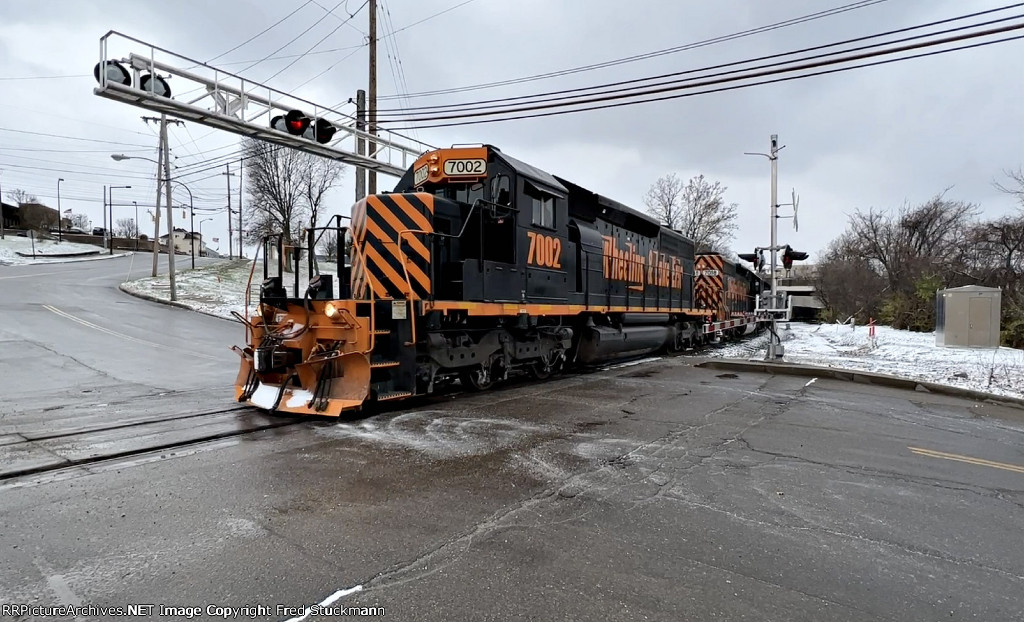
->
576;325;673;364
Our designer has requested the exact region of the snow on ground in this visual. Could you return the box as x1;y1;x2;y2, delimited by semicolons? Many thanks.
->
0;235;112;265
120;258;258;319
707;321;1024;399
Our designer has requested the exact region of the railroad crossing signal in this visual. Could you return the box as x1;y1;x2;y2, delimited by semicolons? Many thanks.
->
93;60;171;98
271;111;338;145
781;245;808;269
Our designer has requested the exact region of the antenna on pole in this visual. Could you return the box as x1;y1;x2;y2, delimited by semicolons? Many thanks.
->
792;188;799;232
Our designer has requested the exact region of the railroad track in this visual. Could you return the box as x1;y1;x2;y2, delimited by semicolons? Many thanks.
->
0;404;305;484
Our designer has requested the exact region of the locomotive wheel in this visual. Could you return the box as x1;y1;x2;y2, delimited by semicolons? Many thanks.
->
526;361;553;380
459;367;494;391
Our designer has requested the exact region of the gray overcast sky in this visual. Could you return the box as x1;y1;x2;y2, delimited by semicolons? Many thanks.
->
1;0;1022;259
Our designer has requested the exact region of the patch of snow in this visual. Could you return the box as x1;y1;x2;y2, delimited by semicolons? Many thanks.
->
249;384;280;410
708;322;1024;399
285;389;315;408
603;356;662;370
0;236;121;266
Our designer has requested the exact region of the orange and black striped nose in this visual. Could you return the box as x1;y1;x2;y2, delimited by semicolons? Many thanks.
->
351;192;434;300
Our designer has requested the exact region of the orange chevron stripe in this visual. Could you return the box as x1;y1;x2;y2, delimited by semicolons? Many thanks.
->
391;193;433;231
373;204;431;262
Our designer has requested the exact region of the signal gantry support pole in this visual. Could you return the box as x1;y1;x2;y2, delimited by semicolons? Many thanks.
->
368;0;378;196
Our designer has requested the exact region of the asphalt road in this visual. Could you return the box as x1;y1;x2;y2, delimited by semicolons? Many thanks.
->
1;256;1023;621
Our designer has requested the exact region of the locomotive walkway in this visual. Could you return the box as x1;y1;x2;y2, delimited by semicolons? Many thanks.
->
1;257;1022;621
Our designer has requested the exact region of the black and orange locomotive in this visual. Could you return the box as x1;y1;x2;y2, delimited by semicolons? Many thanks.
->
235;145;760;416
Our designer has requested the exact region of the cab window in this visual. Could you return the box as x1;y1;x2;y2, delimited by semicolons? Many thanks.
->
526;182;555;229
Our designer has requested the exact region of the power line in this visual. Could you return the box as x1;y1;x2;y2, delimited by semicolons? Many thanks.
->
237;0;352;76
264;0;369;83
207;0;317;63
0;127;156;148
0;74;89;81
376;0;888;102
378;6;1024;121
395;28;1024;130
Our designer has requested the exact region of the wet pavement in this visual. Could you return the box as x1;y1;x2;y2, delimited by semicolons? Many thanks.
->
2;258;1024;621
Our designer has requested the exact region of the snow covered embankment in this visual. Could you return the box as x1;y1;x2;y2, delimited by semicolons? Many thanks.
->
707;322;1024;399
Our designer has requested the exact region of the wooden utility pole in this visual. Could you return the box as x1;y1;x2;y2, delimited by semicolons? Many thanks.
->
368;0;378;195
356;89;366;201
237;159;244;259
225;164;233;259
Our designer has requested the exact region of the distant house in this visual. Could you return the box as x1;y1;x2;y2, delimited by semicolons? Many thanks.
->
159;227;210;256
15;202;59;232
1;201;20;230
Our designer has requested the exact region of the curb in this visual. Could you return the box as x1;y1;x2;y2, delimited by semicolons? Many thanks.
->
696;359;1024;409
5;252;132;265
117;282;241;323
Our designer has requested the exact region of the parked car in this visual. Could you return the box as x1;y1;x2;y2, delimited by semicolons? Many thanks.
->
92;227;106;236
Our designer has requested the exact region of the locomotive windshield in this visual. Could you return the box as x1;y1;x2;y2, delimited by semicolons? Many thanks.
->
426;181;485;206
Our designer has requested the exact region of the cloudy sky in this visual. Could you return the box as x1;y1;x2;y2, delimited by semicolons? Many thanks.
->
1;0;1022;260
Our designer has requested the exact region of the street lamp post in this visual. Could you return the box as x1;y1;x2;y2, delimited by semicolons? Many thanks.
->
198;217;213;259
132;201;139;250
167;182;194;270
56;178;64;242
108;185;132;255
112;154;161;276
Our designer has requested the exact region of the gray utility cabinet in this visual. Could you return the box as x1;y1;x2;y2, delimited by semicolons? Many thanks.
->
935;285;1002;348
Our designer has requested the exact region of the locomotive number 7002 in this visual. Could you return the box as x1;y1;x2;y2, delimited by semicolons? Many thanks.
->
527;231;562;269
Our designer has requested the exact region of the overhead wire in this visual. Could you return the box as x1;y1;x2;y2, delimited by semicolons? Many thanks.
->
207;0;317;63
378;6;1024;122
392;25;1024;130
375;0;889;102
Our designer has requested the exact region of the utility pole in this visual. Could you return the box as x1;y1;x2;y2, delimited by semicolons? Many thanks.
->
237;160;243;259
355;89;367;201
224;163;233;259
769;134;779;314
144;117;164;277
161;115;178;301
368;0;378;195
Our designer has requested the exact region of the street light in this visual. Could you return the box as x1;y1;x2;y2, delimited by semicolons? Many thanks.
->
108;185;132;255
111;154;162;277
56;178;64;242
132;201;139;250
198;217;213;258
167;182;194;269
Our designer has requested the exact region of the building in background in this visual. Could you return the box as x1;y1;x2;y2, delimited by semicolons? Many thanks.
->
159;228;210;256
775;264;824;321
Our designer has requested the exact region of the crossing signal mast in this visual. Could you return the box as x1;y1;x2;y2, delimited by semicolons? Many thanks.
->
92;31;432;176
742;134;808;360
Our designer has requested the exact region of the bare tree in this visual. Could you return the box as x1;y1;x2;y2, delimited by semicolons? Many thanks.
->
114;217;138;238
69;213;90;231
5;188;37;205
302;155;345;230
994;167;1024;210
678;175;739;252
643;174;738;252
319;230;339;260
643;173;684;229
242;140;307;249
242;139;345;248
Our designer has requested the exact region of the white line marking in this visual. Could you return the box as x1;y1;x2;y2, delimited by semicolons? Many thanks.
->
284;585;363;622
804;378;818;387
0;271;61;280
41;304;220;361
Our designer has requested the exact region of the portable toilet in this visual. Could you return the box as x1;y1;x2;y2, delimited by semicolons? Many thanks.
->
935;285;1001;348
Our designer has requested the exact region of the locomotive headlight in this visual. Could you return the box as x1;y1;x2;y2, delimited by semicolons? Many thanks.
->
324;301;339;319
